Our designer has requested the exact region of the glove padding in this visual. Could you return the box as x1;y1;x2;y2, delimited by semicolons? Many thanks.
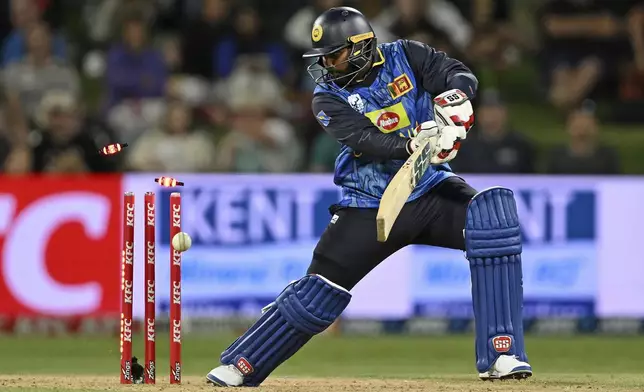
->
433;89;474;130
407;120;467;164
430;89;474;164
407;120;438;153
429;124;467;164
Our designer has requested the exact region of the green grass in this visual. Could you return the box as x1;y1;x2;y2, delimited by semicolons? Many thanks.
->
1;334;643;377
1;334;643;391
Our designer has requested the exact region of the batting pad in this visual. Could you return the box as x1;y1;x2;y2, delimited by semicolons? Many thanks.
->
220;274;351;386
465;187;528;373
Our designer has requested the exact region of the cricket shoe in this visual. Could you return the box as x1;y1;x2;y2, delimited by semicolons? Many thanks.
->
206;365;244;387
479;355;532;381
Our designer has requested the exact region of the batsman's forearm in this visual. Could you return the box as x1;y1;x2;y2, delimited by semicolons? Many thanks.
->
447;72;478;99
337;131;410;160
311;93;410;160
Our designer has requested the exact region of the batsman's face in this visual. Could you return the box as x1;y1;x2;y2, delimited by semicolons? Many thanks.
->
323;48;350;74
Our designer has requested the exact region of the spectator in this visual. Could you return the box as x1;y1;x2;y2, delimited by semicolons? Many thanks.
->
213;6;288;80
546;104;620;175
30;90;117;173
1;0;66;67
106;98;165;146
127;100;216;172
3;22;79;144
215;67;302;172
454;0;532;71
180;0;231;79
375;0;472;55
618;3;644;113
0;0;12;44
104;10;167;110
83;0;157;46
284;0;344;54
538;0;635;110
451;90;536;174
161;34;182;74
0;132;11;167
0;108;14;172
628;3;644;72
154;0;185;32
3;144;31;174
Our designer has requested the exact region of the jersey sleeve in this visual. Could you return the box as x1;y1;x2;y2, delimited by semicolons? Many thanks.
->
401;39;478;99
311;93;410;160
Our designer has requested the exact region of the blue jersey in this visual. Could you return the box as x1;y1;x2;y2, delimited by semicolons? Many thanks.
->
312;40;477;208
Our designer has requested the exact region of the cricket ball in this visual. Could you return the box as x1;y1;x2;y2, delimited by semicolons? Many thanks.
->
172;232;192;252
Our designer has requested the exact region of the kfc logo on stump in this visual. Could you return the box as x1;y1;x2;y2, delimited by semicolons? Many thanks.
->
377;112;400;132
492;335;513;353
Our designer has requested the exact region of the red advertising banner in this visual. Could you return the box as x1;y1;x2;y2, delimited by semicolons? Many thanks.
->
0;175;122;317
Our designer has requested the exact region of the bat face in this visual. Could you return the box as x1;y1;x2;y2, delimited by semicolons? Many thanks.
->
377;138;433;242
411;140;432;188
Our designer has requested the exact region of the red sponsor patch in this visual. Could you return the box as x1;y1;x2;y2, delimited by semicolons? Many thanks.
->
377;112;400;131
236;357;254;375
492;335;512;353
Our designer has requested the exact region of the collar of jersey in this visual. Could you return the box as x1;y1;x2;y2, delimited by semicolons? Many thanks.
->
373;48;385;66
354;48;385;86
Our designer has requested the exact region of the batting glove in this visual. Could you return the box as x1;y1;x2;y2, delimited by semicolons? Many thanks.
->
406;120;439;155
430;89;474;164
428;124;467;164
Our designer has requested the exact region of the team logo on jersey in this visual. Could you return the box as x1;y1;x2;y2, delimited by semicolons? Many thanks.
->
347;94;365;113
316;110;331;126
312;25;323;42
387;73;413;99
365;102;411;133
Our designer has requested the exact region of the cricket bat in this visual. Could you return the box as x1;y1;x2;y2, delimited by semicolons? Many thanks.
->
376;138;433;242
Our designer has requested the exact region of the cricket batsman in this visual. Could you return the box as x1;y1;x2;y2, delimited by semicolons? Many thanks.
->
207;6;532;386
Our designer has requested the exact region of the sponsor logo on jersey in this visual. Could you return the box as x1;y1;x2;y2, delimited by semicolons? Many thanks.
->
387;73;413;99
365;102;411;133
377;112;400;131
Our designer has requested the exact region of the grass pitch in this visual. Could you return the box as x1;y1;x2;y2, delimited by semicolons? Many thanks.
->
0;334;642;391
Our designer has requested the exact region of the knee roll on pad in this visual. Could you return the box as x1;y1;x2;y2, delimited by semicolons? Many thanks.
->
465;187;528;373
220;274;351;386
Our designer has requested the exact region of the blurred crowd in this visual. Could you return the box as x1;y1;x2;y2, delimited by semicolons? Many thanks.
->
0;0;641;175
